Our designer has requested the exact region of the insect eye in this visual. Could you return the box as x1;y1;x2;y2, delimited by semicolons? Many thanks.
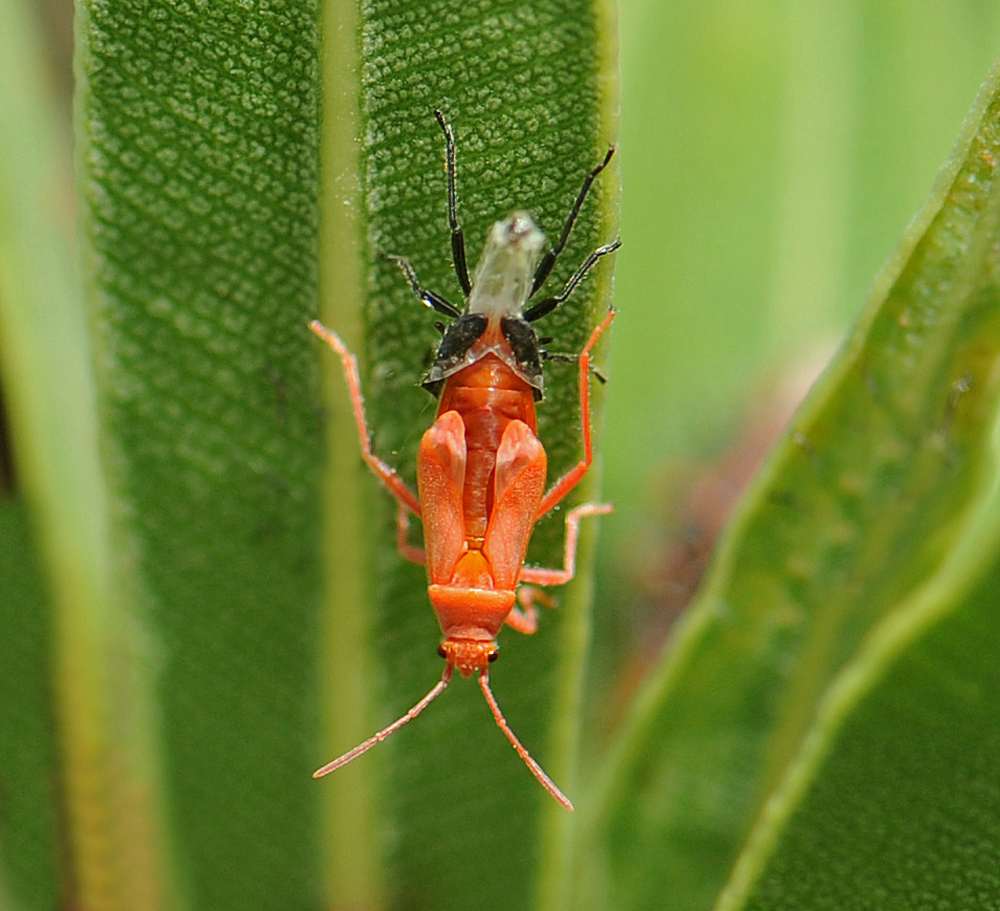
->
437;644;447;659
488;649;499;663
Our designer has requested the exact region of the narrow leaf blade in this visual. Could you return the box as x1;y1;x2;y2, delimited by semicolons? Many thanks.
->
591;52;1000;911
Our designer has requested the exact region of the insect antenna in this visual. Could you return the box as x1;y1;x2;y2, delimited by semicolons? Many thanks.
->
478;669;574;811
313;665;454;778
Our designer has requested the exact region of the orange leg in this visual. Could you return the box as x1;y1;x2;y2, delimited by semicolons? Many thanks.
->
503;585;552;635
504;606;538;635
394;500;426;566
536;309;615;518
505;585;561;634
310;321;421;516
519;502;613;587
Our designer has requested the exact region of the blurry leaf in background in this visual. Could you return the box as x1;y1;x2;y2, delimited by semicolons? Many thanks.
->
0;0;117;906
4;0;1000;909
730;486;1000;909
589;23;1000;911
0;504;59;911
593;0;1000;732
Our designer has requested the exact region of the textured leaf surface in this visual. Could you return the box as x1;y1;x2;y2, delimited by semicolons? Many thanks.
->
75;0;617;909
315;2;619;909
729;495;1000;909
590;51;1000;911
76;1;325;908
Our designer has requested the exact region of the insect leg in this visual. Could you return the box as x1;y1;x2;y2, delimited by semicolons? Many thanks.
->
310;321;421;515
524;239;621;323
536;308;615;517
540;349;608;384
385;254;461;318
503;603;538;635
434;109;472;296
395;499;426;565
529;146;615;297
504;586;557;634
519;502;612;587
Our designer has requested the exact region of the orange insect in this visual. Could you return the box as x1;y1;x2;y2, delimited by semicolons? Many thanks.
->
311;111;619;810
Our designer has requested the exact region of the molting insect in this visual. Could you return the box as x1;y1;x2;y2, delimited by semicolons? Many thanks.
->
311;111;619;810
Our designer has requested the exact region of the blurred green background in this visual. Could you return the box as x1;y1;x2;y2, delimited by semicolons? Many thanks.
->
4;0;1000;908
12;0;1000;754
594;0;1000;717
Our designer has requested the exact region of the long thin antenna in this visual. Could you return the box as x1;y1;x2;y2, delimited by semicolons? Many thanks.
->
313;665;453;778
478;669;574;811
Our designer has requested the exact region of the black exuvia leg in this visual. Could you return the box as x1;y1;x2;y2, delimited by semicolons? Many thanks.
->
530;146;616;298
385;253;462;319
523;239;621;323
540;349;608;383
434;110;472;297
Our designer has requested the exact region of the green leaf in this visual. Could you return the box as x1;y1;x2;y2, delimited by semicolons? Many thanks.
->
589;48;1000;911
0;0;119;906
726;478;1000;909
74;0;617;909
0;503;59;911
13;0;1000;907
721;61;1000;909
316;3;619;909
76;1;325;909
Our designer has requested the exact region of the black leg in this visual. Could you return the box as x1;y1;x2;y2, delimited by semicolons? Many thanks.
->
540;349;608;383
385;254;462;318
523;239;621;323
530;146;615;297
434;110;472;297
